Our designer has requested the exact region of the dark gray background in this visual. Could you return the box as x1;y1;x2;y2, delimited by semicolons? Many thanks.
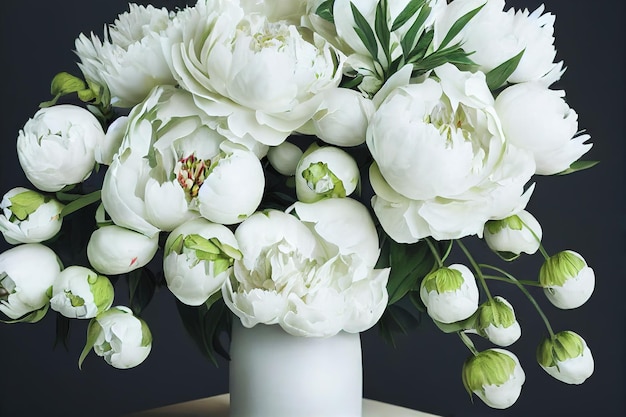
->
0;1;623;416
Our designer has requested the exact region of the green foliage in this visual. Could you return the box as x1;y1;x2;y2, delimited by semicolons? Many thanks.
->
486;49;525;91
316;0;335;23
376;302;422;348
128;268;160;316
557;160;600;175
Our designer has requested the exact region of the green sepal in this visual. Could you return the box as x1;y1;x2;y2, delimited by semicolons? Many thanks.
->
301;162;347;198
539;251;585;287
422;267;464;293
486;49;525;91
462;349;517;393
89;274;114;315
536;331;585;368
40;72;87;107
79;319;103;370
8;190;47;221
557;160;600;176
0;303;49;324
476;298;516;330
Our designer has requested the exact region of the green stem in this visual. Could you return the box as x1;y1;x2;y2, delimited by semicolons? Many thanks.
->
60;190;102;218
424;237;444;268
458;331;479;356
480;264;555;339
518;217;550;261
456;239;493;302
482;274;543;287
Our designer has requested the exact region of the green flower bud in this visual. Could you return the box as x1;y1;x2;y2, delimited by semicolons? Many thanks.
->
462;349;525;409
536;331;594;384
49;266;114;319
473;296;521;347
420;264;479;324
483;210;542;259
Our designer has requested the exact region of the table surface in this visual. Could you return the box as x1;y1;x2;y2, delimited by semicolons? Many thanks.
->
123;393;443;417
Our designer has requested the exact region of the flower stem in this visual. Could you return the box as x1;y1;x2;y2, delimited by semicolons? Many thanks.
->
518;217;550;260
456;239;493;302
425;237;444;268
480;264;555;339
483;274;543;287
458;331;479;356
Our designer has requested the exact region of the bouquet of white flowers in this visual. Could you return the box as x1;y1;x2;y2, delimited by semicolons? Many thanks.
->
0;0;599;412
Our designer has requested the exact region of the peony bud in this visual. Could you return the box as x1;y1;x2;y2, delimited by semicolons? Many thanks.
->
50;266;114;319
267;141;303;176
87;225;159;275
483;210;542;257
80;306;152;369
0;243;62;321
462;349;526;409
0;187;64;244
539;250;594;309
163;218;241;306
472;296;521;347
420;264;479;324
17;104;102;192
536;331;594;384
295;145;360;203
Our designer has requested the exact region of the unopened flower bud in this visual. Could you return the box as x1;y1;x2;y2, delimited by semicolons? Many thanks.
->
462;349;526;409
483;210;542;257
267;141;303;176
420;264;479;324
87;225;159;275
473;296;521;347
536;330;594;384
539;250;594;309
0;187;64;244
50;266;114;319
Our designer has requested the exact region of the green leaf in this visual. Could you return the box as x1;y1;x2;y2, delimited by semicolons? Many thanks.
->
438;3;485;50
386;240;437;304
377;303;422;348
0;303;49;324
374;0;391;65
351;2;379;61
60;190;101;218
316;0;335;23
400;5;431;59
78;319;102;369
486;49;525;90
8;190;46;221
432;313;477;334
128;268;157;316
391;0;426;31
557;160;599;175
406;28;434;64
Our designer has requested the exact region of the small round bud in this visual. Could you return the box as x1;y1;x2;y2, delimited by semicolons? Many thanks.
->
539;250;594;309
536;330;594;384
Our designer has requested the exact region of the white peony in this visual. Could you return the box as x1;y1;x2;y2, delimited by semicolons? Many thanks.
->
49;266;114;319
17;105;102;192
75;3;176;108
240;0;307;23
463;348;526;409
166;1;343;147
223;198;389;337
87;306;152;369
495;82;592;175
367;63;535;242
266;141;303;176
163;218;240;306
0;187;64;244
420;264;479;324
483;210;542;256
0;244;62;320
87;225;159;275
434;0;564;86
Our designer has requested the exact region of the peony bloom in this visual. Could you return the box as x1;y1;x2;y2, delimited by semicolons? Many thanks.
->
240;0;307;24
83;306;152;369
101;86;264;237
483;210;542;257
0;187;64;244
295;145;360;203
462;348;526;409
17;105;102;192
536;331;594;385
163;218;241;306
75;3;176;107
539;250;595;309
165;0;343;147
223;198;389;337
470;296;521;347
49;266;114;319
420;264;479;324
87;225;159;275
495;82;592;175
0;243;62;321
367;63;535;242
434;0;564;86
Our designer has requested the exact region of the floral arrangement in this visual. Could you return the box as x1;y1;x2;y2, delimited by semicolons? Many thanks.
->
0;0;597;410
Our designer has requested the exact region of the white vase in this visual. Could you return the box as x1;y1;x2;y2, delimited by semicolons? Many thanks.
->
229;320;363;417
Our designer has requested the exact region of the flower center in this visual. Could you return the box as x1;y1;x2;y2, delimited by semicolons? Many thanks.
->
175;154;210;199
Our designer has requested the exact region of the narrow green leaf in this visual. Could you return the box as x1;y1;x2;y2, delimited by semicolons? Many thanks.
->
391;0;426;31
438;3;485;50
316;0;335;23
374;0;392;65
486;49;525;90
377;304;422;348
557;160;600;175
406;28;434;64
60;190;101;218
78;320;102;369
432;313;477;334
351;2;379;60
387;240;437;304
400;5;431;58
